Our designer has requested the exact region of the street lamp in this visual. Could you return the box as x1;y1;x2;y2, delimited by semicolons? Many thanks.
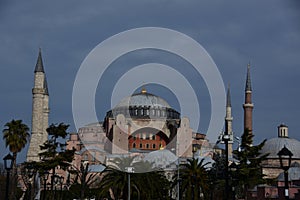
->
278;145;293;200
222;133;230;200
3;153;13;200
229;162;238;200
125;166;134;200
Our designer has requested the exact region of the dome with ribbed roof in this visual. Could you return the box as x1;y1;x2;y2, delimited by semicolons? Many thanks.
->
106;89;180;119
261;137;300;159
115;91;171;109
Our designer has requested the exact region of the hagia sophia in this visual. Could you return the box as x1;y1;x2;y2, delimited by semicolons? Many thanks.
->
26;49;300;199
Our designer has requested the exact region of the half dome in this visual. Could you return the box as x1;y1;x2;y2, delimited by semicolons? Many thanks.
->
144;149;178;169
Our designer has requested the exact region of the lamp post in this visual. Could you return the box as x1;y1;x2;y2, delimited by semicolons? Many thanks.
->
3;153;13;200
229;162;237;200
125;166;134;200
278;146;293;200
222;133;230;200
177;158;180;200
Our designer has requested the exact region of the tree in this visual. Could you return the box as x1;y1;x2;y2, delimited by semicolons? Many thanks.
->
98;156;170;199
2;119;30;199
173;158;210;200
232;129;269;199
68;161;100;200
37;123;75;200
207;153;227;200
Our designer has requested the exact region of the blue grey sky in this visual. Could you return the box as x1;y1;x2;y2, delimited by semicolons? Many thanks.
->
1;1;300;163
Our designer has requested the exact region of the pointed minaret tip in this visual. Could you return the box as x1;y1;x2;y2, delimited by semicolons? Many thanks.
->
226;84;231;107
34;48;45;73
44;76;49;96
245;63;252;91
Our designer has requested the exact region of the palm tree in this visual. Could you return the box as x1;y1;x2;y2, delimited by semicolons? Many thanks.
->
174;158;210;200
68;161;100;200
98;156;171;199
3;119;30;199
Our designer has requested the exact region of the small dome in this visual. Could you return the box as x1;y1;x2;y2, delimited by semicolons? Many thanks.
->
144;149;178;169
115;92;171;109
261;137;300;159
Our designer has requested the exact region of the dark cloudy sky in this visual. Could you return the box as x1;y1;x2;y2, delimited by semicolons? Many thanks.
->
1;1;300;163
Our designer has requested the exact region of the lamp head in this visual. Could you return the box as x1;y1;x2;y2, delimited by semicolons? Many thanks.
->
3;153;13;170
277;145;293;170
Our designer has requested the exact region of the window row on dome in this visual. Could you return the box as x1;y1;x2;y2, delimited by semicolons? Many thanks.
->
108;106;180;119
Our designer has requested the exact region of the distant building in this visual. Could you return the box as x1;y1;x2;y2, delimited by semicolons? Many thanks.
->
67;87;204;169
29;49;295;199
261;124;300;179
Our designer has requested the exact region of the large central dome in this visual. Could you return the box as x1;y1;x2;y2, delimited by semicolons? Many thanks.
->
106;88;180;120
115;90;171;109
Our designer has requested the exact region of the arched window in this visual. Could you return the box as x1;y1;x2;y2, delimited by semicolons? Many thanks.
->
133;143;136;148
153;144;156;149
139;143;143;148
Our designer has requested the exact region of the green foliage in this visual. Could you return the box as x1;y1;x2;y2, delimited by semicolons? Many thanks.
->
68;161;100;199
207;154;227;200
98;156;170;200
28;123;76;200
173;158;210;200
38;123;75;171
2;119;30;154
232;128;269;198
2;119;30;199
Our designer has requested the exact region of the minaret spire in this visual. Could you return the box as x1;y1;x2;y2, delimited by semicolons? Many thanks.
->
226;84;231;107
27;48;49;162
243;63;254;138
245;62;252;91
34;48;45;73
225;85;233;158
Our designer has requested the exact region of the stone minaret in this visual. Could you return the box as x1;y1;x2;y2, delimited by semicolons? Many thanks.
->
27;49;49;162
225;86;233;158
243;63;254;136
